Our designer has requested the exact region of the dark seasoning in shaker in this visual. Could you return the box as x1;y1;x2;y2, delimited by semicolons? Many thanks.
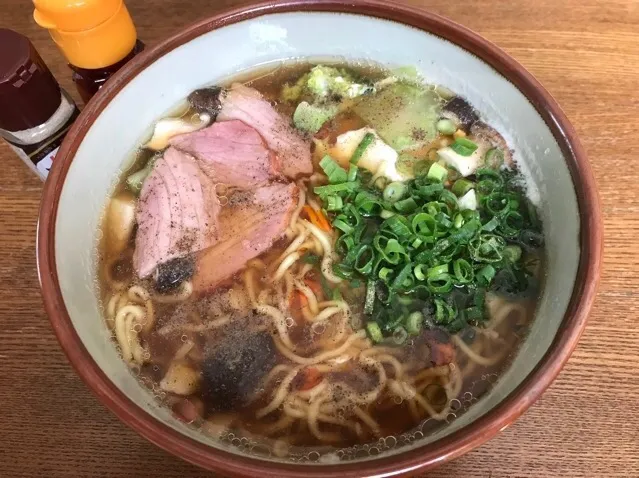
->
0;29;79;180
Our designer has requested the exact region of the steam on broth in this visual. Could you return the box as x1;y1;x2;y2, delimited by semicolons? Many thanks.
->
99;62;544;458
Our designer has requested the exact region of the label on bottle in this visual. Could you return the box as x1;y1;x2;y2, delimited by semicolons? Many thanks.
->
4;107;80;180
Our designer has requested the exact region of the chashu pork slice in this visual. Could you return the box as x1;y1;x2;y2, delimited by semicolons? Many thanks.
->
133;147;220;278
188;84;313;179
169;119;282;188
193;182;299;294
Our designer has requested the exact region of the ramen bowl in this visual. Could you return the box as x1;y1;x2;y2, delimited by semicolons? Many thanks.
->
37;1;602;476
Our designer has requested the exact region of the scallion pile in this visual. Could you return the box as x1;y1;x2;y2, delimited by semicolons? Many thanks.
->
314;140;543;343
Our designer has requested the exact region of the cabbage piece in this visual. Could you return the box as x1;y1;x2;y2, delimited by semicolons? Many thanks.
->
353;82;442;151
293;101;339;133
306;65;372;99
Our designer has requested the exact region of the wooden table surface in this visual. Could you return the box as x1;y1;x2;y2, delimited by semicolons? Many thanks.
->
1;0;638;476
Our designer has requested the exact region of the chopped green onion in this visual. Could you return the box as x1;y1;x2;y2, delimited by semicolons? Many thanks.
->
485;147;504;169
412;213;437;239
379;267;393;281
452;179;475;197
364;280;376;315
414;264;427;281
350;133;375;164
354;245;375;275
481;216;500;232
427;162;448;182
427;264;449;278
312;144;541;339
427;273;453;293
314;181;359;197
348;164;358;182
383;181;408;203
391;262;413;291
366;322;383;343
355;191;383;216
450;137;478;156
469;234;506;263
436;118;457;135
503;245;523;263
332;263;355;279
476;265;496;286
383;215;412;239
393;197;418;213
326;195;343;211
319;155;348;183
391;326;408;345
453;213;464;229
332;218;354;234
453;258;473;284
405;311;423;335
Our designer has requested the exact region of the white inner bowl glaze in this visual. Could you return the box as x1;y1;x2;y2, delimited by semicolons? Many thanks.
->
54;11;579;463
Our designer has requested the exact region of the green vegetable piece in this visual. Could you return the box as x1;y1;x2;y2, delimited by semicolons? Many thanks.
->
306;65;370;99
450;137;479;156
405;311;423;335
293;101;339;133
350;132;375;164
485;147;505;169
366;322;383;343
453;258;473;284
280;73;310;102
380;209;396;219
503;244;523;263
319;155;348;184
393;197;418;213
427;162;448;182
451;178;475;197
347;164;358;182
436;118;457;135
383;181;408;203
391;326;408;345
476;265;496;286
364;280;377;315
314;181;359;197
353;82;441;151
326;195;344;212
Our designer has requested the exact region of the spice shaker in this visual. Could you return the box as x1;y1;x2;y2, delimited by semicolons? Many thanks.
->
0;28;79;180
33;0;145;103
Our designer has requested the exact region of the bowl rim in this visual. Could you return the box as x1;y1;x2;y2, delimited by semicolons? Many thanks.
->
37;0;602;476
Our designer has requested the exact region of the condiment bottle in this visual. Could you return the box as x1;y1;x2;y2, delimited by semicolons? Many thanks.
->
33;0;144;103
0;29;79;180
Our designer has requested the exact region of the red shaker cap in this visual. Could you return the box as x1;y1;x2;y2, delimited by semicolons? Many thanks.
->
0;28;62;132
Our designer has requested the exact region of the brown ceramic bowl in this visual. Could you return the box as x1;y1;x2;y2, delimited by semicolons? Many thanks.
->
37;0;602;476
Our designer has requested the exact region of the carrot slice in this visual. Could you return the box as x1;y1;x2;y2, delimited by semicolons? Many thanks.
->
314;209;332;232
302;205;332;232
302;205;318;223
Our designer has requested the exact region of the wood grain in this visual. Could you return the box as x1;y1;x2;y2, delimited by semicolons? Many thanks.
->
0;0;637;476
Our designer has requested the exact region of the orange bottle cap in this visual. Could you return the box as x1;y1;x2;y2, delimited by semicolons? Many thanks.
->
33;0;137;70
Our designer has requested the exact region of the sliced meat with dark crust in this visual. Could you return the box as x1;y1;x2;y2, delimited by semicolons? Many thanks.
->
133;147;220;278
188;84;313;179
193;182;299;294
169;120;282;188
